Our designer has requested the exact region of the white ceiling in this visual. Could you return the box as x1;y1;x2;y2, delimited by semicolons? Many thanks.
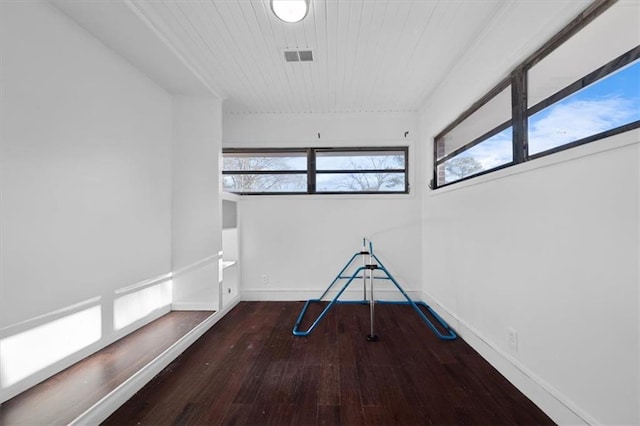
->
52;0;592;115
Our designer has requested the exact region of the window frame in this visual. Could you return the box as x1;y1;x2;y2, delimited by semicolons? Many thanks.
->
222;148;309;195
223;146;409;195
432;0;640;189
433;77;515;187
526;46;640;159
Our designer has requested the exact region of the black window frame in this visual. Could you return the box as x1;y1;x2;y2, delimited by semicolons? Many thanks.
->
223;146;409;195
432;0;640;189
222;148;309;195
434;79;516;186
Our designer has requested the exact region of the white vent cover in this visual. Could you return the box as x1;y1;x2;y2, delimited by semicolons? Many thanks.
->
283;49;313;62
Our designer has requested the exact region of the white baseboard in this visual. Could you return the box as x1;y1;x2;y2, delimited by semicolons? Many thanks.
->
242;288;423;302
421;292;594;426
70;296;241;425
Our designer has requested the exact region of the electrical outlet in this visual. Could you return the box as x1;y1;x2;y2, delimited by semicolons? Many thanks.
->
262;275;269;286
508;328;518;352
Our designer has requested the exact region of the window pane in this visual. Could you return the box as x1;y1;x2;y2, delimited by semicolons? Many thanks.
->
316;150;405;171
222;174;306;193
436;85;511;161
528;60;640;155
316;172;405;192
223;152;306;171
437;127;513;185
222;147;407;194
528;2;640;108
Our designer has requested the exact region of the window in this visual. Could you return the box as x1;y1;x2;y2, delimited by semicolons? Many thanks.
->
315;149;407;193
432;1;640;189
527;1;639;108
435;84;513;186
223;147;408;195
528;58;640;156
222;150;307;194
437;126;513;185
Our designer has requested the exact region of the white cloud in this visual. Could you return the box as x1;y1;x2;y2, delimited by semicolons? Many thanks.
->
529;96;638;154
464;131;512;170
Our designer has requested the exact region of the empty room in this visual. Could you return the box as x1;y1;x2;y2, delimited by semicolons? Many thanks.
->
1;0;639;424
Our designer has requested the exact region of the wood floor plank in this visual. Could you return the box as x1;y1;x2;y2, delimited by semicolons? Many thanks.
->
101;304;261;425
291;365;321;426
104;301;555;426
338;364;365;425
219;403;252;425
317;405;340;425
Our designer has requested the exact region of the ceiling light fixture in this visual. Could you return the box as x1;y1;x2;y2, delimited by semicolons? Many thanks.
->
271;0;310;23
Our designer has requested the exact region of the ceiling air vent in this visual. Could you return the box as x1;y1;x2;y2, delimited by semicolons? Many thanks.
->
284;50;299;62
298;50;313;61
283;49;313;62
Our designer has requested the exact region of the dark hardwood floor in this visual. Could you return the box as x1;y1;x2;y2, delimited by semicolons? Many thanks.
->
0;310;213;425
105;302;555;425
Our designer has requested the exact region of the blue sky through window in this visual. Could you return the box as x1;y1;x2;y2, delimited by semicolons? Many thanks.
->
529;59;640;155
444;58;639;184
442;127;512;183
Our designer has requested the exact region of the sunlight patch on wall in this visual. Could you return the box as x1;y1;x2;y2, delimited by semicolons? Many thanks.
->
0;305;102;388
113;280;172;330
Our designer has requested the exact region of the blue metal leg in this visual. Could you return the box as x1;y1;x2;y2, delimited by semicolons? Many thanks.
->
292;266;368;336
318;253;360;300
292;240;457;340
372;253;456;340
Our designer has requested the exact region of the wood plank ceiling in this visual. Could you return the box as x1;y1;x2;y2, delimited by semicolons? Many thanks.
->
123;0;589;115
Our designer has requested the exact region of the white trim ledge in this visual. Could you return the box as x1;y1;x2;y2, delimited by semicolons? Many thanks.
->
171;300;219;311
114;272;172;295
421;291;596;426
172;253;220;278
1;296;102;336
70;296;241;425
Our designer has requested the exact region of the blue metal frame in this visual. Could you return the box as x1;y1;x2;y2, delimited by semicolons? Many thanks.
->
292;240;457;340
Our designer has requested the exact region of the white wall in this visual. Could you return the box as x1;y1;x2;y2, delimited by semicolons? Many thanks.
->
171;97;223;310
420;95;640;424
223;112;423;301
0;1;173;401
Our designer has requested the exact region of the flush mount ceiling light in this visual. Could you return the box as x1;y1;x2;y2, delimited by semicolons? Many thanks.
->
271;0;310;23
